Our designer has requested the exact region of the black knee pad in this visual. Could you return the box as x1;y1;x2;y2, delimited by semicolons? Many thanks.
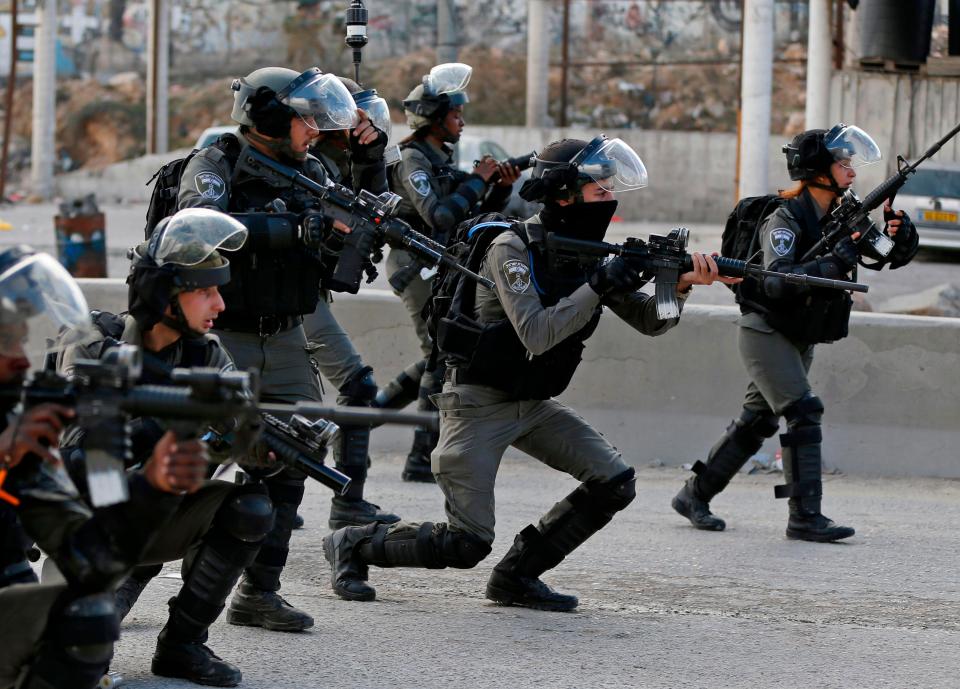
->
736;408;780;440
782;393;824;430
436;524;492;569
53;592;119;665
215;484;274;544
575;468;637;521
338;366;377;406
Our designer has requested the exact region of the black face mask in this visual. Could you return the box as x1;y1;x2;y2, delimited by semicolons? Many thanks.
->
540;199;618;242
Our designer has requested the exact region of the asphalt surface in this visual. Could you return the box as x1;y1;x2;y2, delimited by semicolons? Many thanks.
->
0;202;958;313
65;454;960;689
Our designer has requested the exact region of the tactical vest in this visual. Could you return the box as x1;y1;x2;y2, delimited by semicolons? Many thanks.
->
743;194;854;345
391;139;468;236
207;135;325;325
441;223;601;401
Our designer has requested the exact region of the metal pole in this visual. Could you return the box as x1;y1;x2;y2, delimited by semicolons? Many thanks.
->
738;0;774;199
31;0;56;200
734;0;744;201
525;0;550;127
559;0;570;128
805;0;832;130
436;0;458;64
0;0;19;200
146;0;169;155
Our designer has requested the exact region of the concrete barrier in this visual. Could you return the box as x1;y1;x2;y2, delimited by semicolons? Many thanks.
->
71;279;960;479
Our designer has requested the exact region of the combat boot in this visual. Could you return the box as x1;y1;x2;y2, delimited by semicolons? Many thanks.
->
226;579;315;631
673;409;779;532
777;395;854;543
671;479;725;531
152;625;241;687
322;523;378;601
329;496;401;529
402;429;437;483
486;527;578;612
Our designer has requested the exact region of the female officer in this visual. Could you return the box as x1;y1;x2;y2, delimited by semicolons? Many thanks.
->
672;124;919;542
382;62;519;482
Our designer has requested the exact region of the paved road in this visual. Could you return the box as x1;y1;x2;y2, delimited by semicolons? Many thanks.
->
84;454;960;689
1;202;957;314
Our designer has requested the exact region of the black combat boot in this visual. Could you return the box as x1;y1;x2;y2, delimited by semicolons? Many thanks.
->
152;619;241;687
776;395;854;543
114;564;162;620
672;409;779;531
487;469;637;612
227;472;315;631
330;368;403;529
323;521;491;602
486;527;578;612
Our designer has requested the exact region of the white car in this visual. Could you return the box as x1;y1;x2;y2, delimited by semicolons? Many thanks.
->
194;125;238;150
898;163;960;252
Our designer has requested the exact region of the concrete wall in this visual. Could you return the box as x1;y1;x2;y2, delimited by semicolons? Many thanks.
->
71;280;960;480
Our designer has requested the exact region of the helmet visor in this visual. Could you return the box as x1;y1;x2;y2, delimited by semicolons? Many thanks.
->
153;209;248;267
825;125;881;169
424;63;472;96
576;138;648;193
354;91;392;140
281;72;360;132
0;252;92;360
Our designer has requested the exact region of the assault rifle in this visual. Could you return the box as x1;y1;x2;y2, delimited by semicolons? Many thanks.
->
546;227;869;321
801;120;960;262
234;146;494;294
1;345;438;506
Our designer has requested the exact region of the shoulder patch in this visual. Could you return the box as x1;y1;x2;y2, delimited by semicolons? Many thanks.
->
502;259;531;294
194;171;226;201
408;170;432;197
769;227;796;257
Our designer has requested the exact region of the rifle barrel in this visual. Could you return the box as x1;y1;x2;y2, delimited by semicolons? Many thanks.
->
262;403;439;431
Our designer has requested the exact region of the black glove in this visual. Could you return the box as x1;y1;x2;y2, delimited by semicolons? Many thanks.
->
301;211;332;249
349;126;388;164
830;234;860;269
588;257;642;297
886;208;919;269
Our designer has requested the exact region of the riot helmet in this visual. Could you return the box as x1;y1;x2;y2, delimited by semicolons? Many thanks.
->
521;135;648;203
128;209;248;335
403;62;472;132
783;123;881;191
231;67;359;160
0;245;92;368
353;88;391;140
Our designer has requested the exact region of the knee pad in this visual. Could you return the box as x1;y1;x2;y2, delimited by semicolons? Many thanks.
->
782;393;824;430
436;524;492;569
338;366;377;406
53;592;119;665
575;468;637;521
736;408;780;439
215;485;274;544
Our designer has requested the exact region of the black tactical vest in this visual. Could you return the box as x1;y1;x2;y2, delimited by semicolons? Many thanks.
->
445;224;601;400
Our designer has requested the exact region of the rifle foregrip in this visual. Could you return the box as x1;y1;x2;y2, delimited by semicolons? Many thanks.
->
261;431;351;495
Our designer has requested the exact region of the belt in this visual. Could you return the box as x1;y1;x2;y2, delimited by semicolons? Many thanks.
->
216;314;302;337
443;367;484;386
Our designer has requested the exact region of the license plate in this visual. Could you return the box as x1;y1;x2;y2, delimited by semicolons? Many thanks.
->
920;209;958;223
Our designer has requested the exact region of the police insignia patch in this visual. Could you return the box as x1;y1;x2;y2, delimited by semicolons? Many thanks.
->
502;259;531;294
194;172;225;201
409;170;432;197
770;228;796;257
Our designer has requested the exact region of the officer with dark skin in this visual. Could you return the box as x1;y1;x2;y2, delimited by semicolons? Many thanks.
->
301;76;402;530
53;209;272;686
176;66;397;631
323;137;734;611
0;247;210;689
672;124;918;542
381;62;520;482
